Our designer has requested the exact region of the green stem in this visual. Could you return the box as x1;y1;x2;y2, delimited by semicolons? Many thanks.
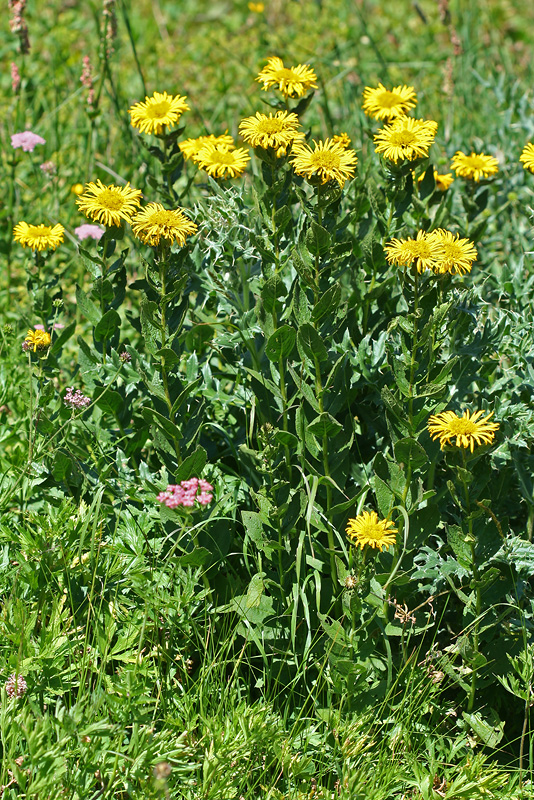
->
158;248;181;463
461;452;481;712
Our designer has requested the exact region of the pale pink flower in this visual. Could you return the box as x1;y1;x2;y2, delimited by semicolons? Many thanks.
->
157;478;214;510
64;387;91;409
11;130;46;152
5;672;27;699
40;160;56;175
11;62;21;93
75;224;104;241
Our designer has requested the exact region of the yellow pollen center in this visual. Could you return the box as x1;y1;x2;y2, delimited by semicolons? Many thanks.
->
147;101;171;119
465;156;486;168
151;210;176;225
212;151;237;164
390;130;416;146
258;119;286;134
97;190;125;210
311;152;339;169
28;225;52;237
442;242;462;258
378;91;403;108
448;418;476;435
408;242;432;258
276;68;300;81
363;523;383;540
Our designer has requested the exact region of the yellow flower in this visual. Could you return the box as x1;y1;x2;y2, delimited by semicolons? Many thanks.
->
427;409;499;452
451;151;499;182
290;138;358;187
374;116;437;164
248;2;265;11
431;229;477;275
362;83;417;121
13;222;64;252
131;203;197;247
332;132;351;149
128;91;190;135
71;183;84;196
76;180;142;227
384;230;443;273
346;511;398;551
24;329;52;352
195;143;250;179
179;134;235;162
256;56;318;98
519;142;534;174
418;169;453;191
239;110;304;157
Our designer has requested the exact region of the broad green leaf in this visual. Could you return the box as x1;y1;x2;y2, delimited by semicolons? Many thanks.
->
94;309;121;342
307;413;343;438
394;438;428;469
297;323;328;362
265;325;296;361
76;284;101;326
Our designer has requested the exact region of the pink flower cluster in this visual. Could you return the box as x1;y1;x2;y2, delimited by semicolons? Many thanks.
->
64;387;91;409
11;130;45;152
157;478;214;510
5;672;27;699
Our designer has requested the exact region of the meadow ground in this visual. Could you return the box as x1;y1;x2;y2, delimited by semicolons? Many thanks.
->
2;0;534;797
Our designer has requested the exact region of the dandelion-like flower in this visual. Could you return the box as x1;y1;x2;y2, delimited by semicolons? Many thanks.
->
11;130;45;152
76;180;142;227
195;143;250;179
74;223;105;241
520;142;534;174
290;138;358;187
384;230;443;273
131;203;198;247
332;132;351;149
374;116;437;164
256;56;318;98
64;387;91;409
431;229;477;275
239;111;305;157
128;91;190;135
5;672;27;699
157;478;214;510
24;329;51;352
346;510;398;551
13;222;64;252
179;134;235;162
427;409;499;452
362;83;417;121
451;151;499;182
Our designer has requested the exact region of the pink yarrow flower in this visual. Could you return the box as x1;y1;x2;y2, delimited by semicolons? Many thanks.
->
11;130;46;152
64;387;91;409
75;224;104;241
5;672;27;699
157;478;214;510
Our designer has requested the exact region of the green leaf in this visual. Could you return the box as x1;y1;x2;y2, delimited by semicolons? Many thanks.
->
462;710;505;748
52;450;72;482
142;407;181;443
246;573;265;609
394;438;428;469
50;321;76;355
76;284;101;326
305;221;331;256
94;309;121;342
155;347;181;367
265;325;297;361
311;284;342;323
261;274;287;313
447;524;471;568
175;547;211;567
274;430;299;447
174;446;207;483
297;323;328;362
307;413;343;438
93;387;122;415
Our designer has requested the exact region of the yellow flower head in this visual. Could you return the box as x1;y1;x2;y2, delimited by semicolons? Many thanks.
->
179;134;235;162
76;180;142;227
431;229;477;275
332;132;352;149
256;56;318;98
128;91;190;135
71;183;84;196
362;82;417;121
346;510;398;551
13;222;64;252
195;143;250;179
427;409;499;452
451;151;499;182
384;229;442;273
131;203;198;247
239;110;304;157
248;2;265;11
519;142;534;174
418;169;453;191
374;116;437;164
290;138;358;187
25;328;52;352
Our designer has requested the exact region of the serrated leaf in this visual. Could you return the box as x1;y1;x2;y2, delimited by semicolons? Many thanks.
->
76;284;101;326
307;413;343;437
394;438;428;468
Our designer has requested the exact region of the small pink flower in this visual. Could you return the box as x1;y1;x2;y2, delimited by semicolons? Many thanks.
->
64;387;91;409
157;478;214;510
40;160;56;175
75;224;104;242
11;130;45;152
11;62;21;93
5;672;27;699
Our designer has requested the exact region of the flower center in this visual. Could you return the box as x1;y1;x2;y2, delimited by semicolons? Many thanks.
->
147;101;171;119
28;225;52;237
407;241;432;259
258;119;287;134
211;150;237;165
151;210;177;226
97;190;125;210
311;152;339;170
442;242;462;259
362;522;384;541
448;418;477;435
378;90;403;108
465;156;486;169
276;67;301;82
390;130;416;146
